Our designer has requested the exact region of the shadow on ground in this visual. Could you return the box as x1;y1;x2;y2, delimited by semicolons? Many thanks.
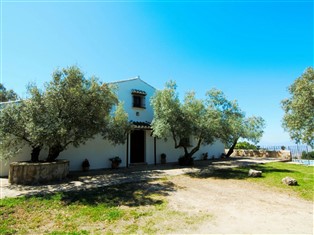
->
186;161;295;180
2;157;289;198
22;180;177;207
4;164;182;199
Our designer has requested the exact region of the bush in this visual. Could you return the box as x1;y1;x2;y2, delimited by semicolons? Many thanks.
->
301;151;314;160
109;156;122;164
235;141;258;150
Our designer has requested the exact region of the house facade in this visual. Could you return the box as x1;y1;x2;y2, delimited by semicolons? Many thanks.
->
0;77;224;176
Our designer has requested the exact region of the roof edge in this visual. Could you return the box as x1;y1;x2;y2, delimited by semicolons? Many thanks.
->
109;76;156;90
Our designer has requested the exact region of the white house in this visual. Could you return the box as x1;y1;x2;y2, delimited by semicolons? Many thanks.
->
0;77;224;176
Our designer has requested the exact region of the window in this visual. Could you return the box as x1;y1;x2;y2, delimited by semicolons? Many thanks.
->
132;89;146;109
133;95;144;108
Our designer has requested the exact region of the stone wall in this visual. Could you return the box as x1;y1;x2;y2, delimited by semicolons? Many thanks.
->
225;149;291;160
9;160;69;185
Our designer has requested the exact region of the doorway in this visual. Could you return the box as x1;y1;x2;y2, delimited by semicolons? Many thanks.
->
130;130;145;163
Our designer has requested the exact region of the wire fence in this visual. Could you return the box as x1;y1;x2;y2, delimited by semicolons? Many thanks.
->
260;145;313;159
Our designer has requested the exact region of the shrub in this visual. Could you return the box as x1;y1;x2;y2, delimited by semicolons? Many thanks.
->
109;156;122;164
235;141;258;150
301;151;314;160
161;153;166;160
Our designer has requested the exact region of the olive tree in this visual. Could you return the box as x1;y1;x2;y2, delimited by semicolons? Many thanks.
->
0;66;130;162
151;81;265;164
151;81;222;165
0;85;46;162
103;102;132;145
207;89;265;157
281;67;314;147
43;66;122;161
224;116;265;157
0;83;19;102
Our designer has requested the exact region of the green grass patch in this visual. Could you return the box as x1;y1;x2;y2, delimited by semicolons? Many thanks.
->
0;180;212;234
248;162;314;201
190;162;314;201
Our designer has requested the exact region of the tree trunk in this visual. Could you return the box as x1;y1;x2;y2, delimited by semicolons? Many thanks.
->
179;139;202;166
31;146;41;162
179;155;194;166
226;138;239;157
46;144;63;162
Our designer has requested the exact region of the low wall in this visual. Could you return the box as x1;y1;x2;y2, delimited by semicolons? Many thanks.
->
9;160;69;185
225;149;291;160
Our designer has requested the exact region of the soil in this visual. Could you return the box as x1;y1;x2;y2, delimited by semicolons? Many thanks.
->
167;175;313;234
1;158;313;234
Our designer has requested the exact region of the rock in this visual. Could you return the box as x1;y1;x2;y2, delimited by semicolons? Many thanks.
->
282;177;298;186
248;169;262;177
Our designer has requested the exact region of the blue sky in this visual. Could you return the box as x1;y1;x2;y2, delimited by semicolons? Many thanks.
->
1;0;313;146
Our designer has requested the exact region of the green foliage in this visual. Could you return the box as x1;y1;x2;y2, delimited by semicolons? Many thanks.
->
0;85;46;161
0;66;129;162
109;156;122;164
235;141;258;150
301;151;314;160
0;103;27;160
207;89;265;149
103;102;132;145
282;67;314;147
151;81;221;162
0;83;19;102
207;88;265;157
43;66;120;161
151;81;265;161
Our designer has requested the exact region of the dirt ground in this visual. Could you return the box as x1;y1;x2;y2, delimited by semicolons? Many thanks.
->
1;158;313;234
167;175;313;234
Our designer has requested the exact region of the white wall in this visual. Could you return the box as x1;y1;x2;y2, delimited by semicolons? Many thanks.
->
113;78;155;123
154;137;224;163
0;78;225;176
143;130;225;164
58;135;127;171
1;145;48;177
0;135;224;177
0;135;127;177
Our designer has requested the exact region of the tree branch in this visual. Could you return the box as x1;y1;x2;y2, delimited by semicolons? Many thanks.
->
189;137;203;156
172;129;180;148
